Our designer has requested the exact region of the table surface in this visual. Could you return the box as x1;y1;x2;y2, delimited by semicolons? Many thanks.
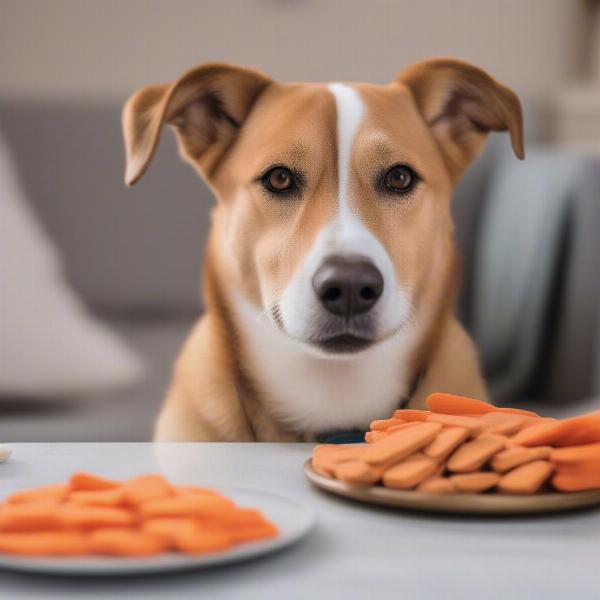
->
1;443;599;600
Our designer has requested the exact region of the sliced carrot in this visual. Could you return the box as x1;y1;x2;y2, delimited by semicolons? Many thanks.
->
312;444;368;476
426;393;539;418
0;505;62;532
423;426;469;461
417;477;455;494
69;472;120;492
552;470;600;492
228;522;279;544
212;508;267;527
426;413;484;437
386;422;422;434
512;413;600;447
551;443;600;464
446;434;506;473
122;475;174;506
69;487;124;507
498;460;554;494
450;472;500;493
0;531;88;556
364;431;389;444
426;393;492;415
60;505;135;529
480;412;529;436
495;407;540;418
363;422;442;466
370;418;405;431
7;484;69;505
139;495;235;519
382;453;439;490
491;446;552;473
143;519;232;554
333;459;386;485
175;486;224;498
392;409;431;421
88;528;168;556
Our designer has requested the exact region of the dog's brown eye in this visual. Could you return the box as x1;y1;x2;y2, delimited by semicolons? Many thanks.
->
384;165;417;193
262;166;296;194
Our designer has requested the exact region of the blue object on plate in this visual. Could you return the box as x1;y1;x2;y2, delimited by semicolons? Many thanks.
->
321;431;365;444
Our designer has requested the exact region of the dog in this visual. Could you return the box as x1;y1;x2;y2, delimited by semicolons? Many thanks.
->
122;58;524;442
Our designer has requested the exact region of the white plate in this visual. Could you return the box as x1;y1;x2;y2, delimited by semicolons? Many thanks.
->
0;488;315;576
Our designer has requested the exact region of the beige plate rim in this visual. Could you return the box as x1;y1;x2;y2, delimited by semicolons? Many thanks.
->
303;459;600;515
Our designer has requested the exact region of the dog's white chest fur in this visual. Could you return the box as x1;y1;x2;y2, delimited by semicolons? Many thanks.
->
231;293;420;435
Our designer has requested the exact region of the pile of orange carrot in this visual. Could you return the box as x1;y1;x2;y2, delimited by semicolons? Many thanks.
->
0;473;278;557
312;393;600;494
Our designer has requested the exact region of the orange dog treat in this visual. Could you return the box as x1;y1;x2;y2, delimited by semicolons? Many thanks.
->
364;422;442;466
0;531;88;556
446;434;506;473
424;427;469;461
88;528;168;556
451;472;500;493
139;495;236;519
498;460;554;494
60;505;135;529
392;409;431;422
370;418;405;431
365;431;389;444
426;414;484;438
69;487;125;507
382;453;439;490
122;475;174;506
0;505;62;532
417;477;455;494
491;446;552;473
334;459;386;485
7;484;69;505
69;472;120;492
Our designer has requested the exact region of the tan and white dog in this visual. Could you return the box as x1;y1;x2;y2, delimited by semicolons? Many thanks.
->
122;58;524;442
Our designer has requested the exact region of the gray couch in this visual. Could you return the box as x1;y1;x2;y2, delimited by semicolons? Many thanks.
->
1;101;599;441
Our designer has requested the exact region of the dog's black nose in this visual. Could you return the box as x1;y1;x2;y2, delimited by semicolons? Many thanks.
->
312;256;384;319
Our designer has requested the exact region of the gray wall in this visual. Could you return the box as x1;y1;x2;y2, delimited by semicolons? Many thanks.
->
0;0;592;101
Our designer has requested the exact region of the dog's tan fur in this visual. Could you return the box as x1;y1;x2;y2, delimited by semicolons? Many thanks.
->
122;59;524;442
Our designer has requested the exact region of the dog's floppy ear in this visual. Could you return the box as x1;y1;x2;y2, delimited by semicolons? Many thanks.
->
122;63;272;185
397;58;524;178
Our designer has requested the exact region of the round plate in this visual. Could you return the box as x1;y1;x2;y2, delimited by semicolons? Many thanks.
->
0;489;315;576
304;459;600;515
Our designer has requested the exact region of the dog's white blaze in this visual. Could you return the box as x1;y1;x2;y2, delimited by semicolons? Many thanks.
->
328;82;363;225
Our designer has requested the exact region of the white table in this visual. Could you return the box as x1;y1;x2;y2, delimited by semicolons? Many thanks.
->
1;443;599;599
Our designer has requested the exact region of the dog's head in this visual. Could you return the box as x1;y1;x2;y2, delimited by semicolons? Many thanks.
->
123;59;523;357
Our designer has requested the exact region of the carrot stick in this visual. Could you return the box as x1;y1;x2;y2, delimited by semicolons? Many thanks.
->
69;472;120;491
0;531;88;556
88;528;168;556
0;505;62;532
392;409;431;421
551;443;600;464
7;484;69;505
122;475;174;506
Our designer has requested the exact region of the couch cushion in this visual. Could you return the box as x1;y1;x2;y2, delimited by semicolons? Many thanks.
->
0;101;212;315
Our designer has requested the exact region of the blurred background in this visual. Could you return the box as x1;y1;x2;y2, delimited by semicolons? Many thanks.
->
1;0;599;442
